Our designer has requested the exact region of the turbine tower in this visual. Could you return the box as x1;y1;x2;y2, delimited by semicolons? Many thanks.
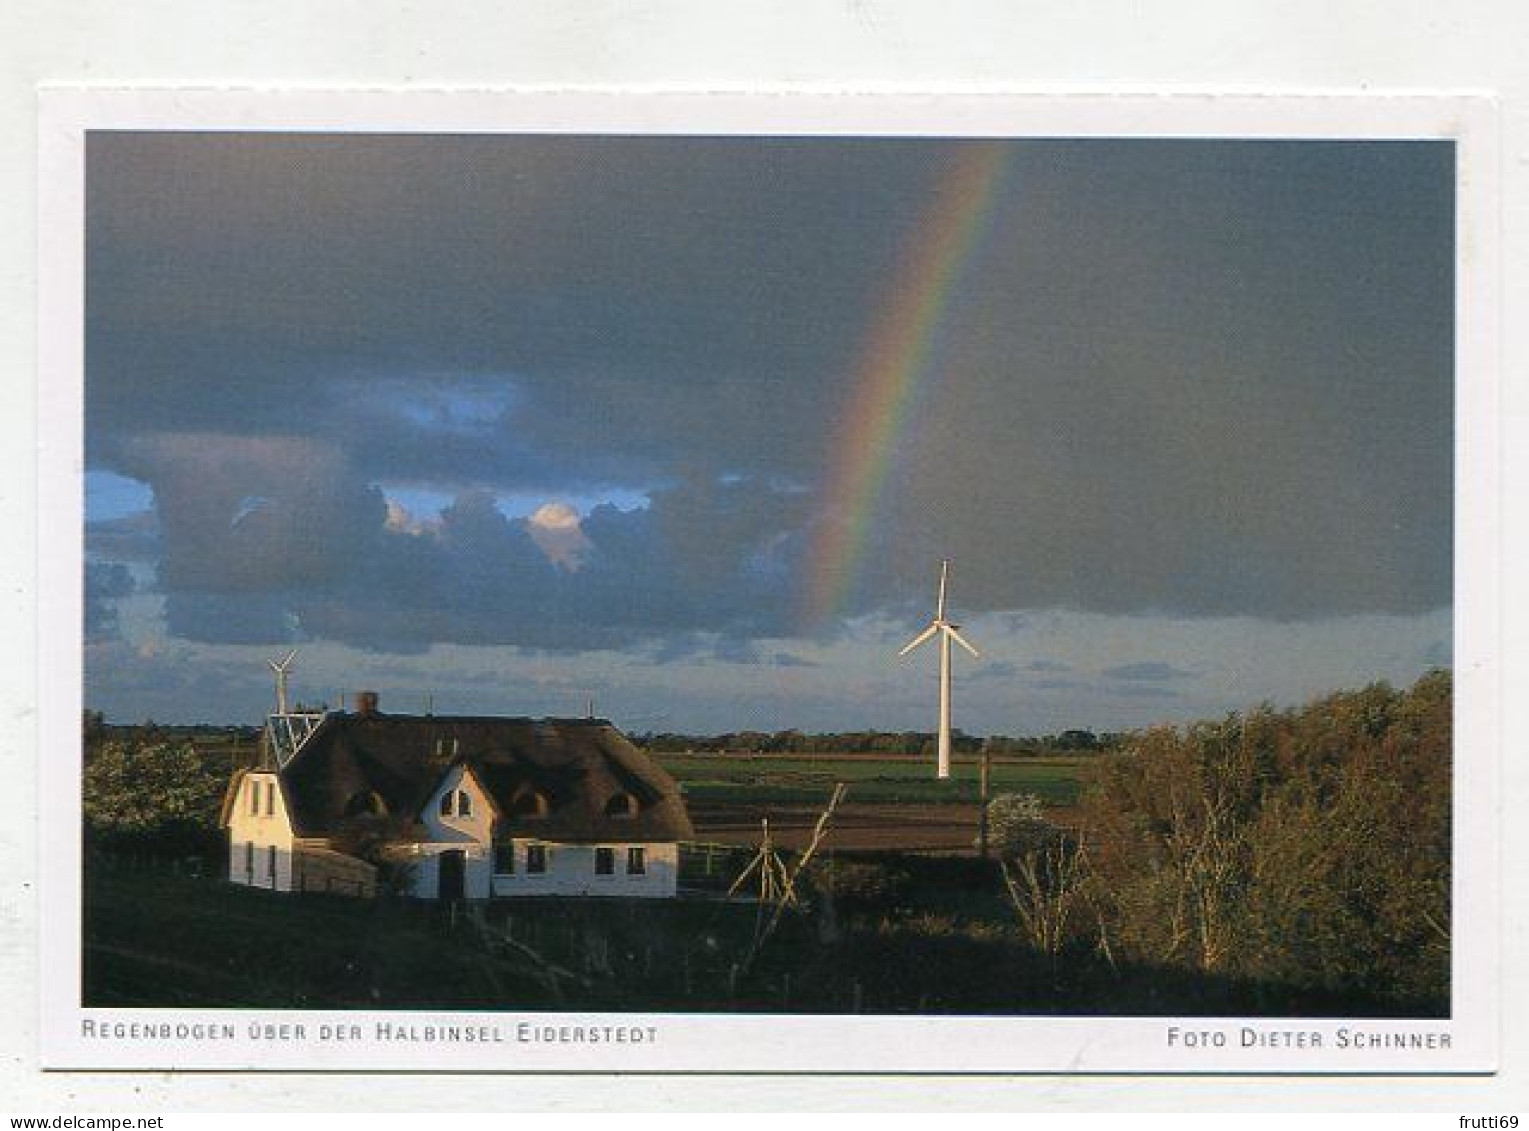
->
267;649;298;715
898;560;981;780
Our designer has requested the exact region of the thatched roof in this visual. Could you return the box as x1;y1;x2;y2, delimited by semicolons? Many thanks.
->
275;712;692;843
217;767;250;829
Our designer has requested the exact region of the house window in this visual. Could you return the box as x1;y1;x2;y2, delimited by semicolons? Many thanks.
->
526;844;547;874
494;841;515;875
265;781;275;816
439;791;453;817
627;847;646;875
249;779;258;814
267;844;277;885
595;847;615;875
244;841;254;879
457;790;471;818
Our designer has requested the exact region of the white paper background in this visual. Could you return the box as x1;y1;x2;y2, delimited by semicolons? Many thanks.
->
3;0;1528;1113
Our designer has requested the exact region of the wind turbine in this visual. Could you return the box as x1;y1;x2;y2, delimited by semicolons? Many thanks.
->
898;560;981;780
267;649;298;715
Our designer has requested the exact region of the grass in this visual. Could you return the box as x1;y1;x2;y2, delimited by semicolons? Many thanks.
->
653;751;1091;807
83;852;1436;1018
84;858;563;1009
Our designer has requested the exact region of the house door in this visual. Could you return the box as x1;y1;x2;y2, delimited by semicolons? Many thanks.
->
438;850;466;902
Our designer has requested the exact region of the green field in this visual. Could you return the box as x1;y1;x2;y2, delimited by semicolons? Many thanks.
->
653;751;1092;807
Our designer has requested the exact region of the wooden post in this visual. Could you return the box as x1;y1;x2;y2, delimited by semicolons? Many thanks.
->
740;782;847;975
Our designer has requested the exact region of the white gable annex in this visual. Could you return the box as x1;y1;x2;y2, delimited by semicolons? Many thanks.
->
225;770;297;891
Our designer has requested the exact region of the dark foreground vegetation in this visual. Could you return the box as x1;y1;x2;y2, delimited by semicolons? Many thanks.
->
1068;669;1451;1012
81;672;1449;1017
83;848;1440;1016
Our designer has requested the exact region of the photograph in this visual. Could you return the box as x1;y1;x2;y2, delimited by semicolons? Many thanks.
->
38;95;1494;1074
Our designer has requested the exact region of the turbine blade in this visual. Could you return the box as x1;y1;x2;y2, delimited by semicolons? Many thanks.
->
945;625;981;658
898;623;939;656
937;559;950;620
282;648;298;667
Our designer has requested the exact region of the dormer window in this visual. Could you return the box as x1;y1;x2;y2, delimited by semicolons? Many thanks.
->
457;790;472;818
439;792;453;817
344;790;388;818
604;792;637;818
511;790;550;819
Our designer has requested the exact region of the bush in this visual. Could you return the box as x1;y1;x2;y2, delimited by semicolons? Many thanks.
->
811;859;910;916
984;792;1061;859
83;740;227;855
1077;671;1451;1007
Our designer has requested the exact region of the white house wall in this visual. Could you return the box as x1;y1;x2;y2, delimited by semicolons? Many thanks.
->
394;840;678;899
225;772;297;892
491;840;678;899
398;843;494;901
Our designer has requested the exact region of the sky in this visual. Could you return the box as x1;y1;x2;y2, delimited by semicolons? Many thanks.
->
83;133;1454;734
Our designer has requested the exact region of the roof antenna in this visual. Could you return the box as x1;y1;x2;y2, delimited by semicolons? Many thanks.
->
426;693;434;717
267;649;298;715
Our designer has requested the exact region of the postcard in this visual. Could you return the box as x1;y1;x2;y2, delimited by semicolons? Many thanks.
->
36;89;1500;1073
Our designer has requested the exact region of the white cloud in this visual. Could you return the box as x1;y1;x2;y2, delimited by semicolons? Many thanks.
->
383;498;433;535
526;501;592;570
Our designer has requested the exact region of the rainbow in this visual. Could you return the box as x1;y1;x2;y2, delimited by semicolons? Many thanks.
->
800;142;1012;627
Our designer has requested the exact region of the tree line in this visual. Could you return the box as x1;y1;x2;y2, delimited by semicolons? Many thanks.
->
636;727;1118;756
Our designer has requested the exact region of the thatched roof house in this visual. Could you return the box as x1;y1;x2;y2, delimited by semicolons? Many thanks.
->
223;693;693;900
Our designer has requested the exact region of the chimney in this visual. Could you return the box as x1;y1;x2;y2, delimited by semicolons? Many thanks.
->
355;690;380;718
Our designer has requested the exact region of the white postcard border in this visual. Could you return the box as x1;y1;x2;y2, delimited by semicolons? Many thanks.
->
36;88;1501;1074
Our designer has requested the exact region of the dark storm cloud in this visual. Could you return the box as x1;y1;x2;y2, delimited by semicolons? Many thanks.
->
86;508;159;564
873;142;1453;620
111;432;387;595
126;463;812;653
85;134;932;489
85;134;1453;653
